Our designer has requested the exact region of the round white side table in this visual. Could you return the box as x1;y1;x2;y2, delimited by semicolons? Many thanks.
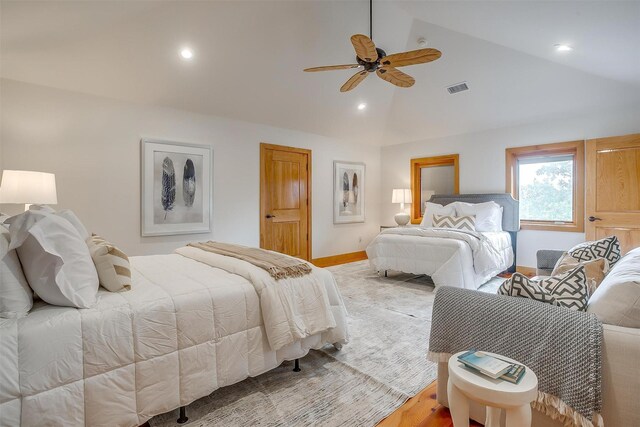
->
447;351;538;427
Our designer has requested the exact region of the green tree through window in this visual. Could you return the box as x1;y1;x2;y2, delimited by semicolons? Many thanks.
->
518;158;573;222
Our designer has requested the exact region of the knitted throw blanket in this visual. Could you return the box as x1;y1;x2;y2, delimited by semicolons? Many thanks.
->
428;287;603;427
188;241;312;279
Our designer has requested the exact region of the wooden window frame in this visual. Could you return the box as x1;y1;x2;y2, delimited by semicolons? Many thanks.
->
506;140;584;232
410;154;460;224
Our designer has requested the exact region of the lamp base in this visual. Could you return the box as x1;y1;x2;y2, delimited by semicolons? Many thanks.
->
394;212;410;226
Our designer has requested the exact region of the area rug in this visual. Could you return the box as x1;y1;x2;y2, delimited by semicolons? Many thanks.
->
150;261;504;427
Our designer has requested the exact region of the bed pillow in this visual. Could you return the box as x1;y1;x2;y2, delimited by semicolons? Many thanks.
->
7;210;99;308
552;252;608;295
87;234;131;292
0;226;33;318
499;266;589;311
56;209;90;240
432;214;476;231
568;236;621;268
420;202;455;227
454;201;503;232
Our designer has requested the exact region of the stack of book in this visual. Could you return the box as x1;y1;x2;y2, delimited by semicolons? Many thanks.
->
457;351;526;384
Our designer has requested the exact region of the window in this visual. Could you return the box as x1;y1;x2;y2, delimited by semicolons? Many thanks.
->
506;140;584;232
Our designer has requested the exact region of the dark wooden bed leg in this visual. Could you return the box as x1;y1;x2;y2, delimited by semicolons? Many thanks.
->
177;406;188;424
293;358;301;372
384;270;388;277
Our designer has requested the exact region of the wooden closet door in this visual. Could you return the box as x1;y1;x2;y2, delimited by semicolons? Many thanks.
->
586;133;640;254
260;143;311;260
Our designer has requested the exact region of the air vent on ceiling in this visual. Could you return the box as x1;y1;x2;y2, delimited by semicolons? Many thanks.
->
446;82;469;94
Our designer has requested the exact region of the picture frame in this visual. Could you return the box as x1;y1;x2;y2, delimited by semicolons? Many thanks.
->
333;160;365;224
141;138;213;236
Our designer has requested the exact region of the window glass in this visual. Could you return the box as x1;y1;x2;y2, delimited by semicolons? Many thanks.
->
518;156;574;222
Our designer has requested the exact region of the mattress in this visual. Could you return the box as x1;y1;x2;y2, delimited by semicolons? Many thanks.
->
366;228;513;289
0;254;348;427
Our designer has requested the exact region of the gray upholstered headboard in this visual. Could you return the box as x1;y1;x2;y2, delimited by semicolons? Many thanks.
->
427;193;520;272
427;193;519;232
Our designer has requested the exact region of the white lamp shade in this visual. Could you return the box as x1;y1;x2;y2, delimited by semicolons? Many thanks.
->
391;188;412;204
0;170;58;204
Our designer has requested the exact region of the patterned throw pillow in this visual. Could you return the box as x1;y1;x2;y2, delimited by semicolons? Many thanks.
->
499;266;589;311
551;253;608;295
87;234;131;292
568;235;621;268
432;214;476;231
498;273;557;306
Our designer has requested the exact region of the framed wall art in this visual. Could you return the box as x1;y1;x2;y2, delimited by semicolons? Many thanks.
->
141;139;212;236
333;160;365;224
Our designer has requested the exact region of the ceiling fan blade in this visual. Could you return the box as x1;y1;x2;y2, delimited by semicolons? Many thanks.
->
376;66;415;88
340;70;369;92
303;64;361;72
350;34;378;62
381;48;442;68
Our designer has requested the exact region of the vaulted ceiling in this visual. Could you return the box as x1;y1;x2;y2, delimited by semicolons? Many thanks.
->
2;1;639;146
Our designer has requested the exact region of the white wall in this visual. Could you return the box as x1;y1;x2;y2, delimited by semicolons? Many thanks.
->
381;107;640;267
0;79;381;258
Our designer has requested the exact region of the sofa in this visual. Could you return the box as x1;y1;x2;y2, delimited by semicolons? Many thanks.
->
435;246;640;427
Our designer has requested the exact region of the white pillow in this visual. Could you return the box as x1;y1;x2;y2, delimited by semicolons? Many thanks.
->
7;210;99;309
1;227;33;318
56;209;90;240
420;202;456;227
454;201;503;232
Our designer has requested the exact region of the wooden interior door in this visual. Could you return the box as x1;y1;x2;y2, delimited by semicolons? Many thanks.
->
586;133;640;254
260;143;311;260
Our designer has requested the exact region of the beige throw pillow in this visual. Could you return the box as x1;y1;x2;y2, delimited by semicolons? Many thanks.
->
552;252;608;295
87;234;131;292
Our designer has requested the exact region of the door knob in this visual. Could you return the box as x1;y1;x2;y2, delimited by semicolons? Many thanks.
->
266;214;276;219
588;216;602;222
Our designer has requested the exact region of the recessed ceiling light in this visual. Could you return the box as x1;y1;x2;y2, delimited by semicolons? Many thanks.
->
180;48;194;60
357;103;367;110
554;44;573;52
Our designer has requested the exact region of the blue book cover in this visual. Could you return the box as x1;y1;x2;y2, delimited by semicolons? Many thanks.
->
457;351;513;379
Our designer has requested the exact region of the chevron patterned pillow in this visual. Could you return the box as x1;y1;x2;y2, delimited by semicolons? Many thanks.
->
499;266;589;311
568;235;621;268
432;214;476;231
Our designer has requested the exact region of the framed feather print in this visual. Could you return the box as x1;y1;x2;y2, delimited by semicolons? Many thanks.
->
333;161;365;224
141;139;212;236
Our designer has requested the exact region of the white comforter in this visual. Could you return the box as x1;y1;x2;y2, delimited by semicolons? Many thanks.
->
176;245;339;351
366;227;513;289
0;254;348;427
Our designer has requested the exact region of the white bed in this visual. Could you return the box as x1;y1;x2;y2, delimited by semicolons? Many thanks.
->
366;194;519;290
0;250;349;427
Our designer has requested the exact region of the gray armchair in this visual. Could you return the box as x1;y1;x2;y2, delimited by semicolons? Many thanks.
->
536;249;565;276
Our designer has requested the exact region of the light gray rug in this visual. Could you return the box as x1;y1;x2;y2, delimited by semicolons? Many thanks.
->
151;261;504;427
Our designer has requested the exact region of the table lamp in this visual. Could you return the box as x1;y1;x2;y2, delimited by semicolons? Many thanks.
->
392;188;412;226
0;170;58;211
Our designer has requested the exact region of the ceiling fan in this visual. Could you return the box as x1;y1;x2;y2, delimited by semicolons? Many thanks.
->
304;0;442;92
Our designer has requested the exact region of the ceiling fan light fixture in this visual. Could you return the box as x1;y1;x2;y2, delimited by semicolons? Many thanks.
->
357;103;367;110
302;0;442;92
417;37;428;48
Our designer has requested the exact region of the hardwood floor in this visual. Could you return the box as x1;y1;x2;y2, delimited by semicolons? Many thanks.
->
139;381;480;427
377;381;483;427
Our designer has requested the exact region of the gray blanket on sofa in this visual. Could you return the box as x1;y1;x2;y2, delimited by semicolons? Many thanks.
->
428;287;603;427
